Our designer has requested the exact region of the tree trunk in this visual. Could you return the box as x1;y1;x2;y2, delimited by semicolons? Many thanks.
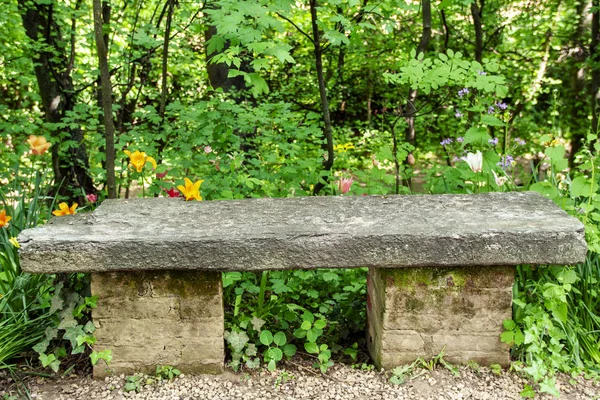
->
471;0;483;63
591;0;600;137
310;0;335;196
404;0;432;170
93;0;117;199
18;0;95;203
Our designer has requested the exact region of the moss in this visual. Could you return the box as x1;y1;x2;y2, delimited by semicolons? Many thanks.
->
405;295;425;313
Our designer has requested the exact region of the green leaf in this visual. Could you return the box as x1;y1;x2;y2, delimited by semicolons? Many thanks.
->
481;114;505;127
571;176;598;198
39;353;56;368
259;330;274;346
283;344;297;357
304;342;319;354
520;384;536;398
302;311;315;323
545;146;568;171
273;331;287;346
464;127;490;146
267;359;277;371
530;181;559;202
307;328;322;342
267;347;283;361
300;320;312;330
90;349;112;366
539;377;561;397
502;320;516;330
313;319;327;330
500;331;514;344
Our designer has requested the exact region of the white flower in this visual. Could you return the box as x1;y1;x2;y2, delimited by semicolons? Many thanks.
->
492;170;508;186
464;151;483;173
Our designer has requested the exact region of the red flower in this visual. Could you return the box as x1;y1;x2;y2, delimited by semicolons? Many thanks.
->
165;187;182;198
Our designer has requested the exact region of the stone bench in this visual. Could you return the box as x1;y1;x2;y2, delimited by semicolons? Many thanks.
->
18;192;587;377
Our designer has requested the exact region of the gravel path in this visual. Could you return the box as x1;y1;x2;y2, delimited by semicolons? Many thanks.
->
2;363;599;400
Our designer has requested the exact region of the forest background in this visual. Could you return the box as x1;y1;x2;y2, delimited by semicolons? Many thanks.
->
1;0;600;397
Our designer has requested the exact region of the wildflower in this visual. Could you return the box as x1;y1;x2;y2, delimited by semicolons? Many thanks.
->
514;138;526;146
124;150;157;173
495;102;508;110
498;155;515;169
8;237;19;248
338;177;354;195
204;146;213;154
456;137;464;143
478;71;487;76
455;110;464;118
440;138;453;147
177;178;204;201
165;187;182;198
0;210;11;228
156;171;168;179
492;170;508;186
458;88;469;98
488;137;499;146
27;135;51;155
86;193;98;203
52;202;78;216
463;151;483;173
334;143;355;153
487;106;495;114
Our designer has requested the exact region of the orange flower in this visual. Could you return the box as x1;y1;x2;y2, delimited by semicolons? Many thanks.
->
52;202;78;216
0;210;11;228
124;150;157;173
177;178;204;201
27;135;52;155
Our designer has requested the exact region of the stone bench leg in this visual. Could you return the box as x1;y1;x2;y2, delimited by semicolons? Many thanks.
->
91;270;224;378
366;266;513;369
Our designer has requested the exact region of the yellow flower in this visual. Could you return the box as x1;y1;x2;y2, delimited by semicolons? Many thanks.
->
52;202;78;216
124;150;157;173
0;210;11;228
177;178;204;201
9;237;19;248
27;135;52;155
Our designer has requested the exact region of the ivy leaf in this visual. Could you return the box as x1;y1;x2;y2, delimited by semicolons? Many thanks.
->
49;294;64;314
539;377;561;397
250;316;266;332
90;349;112;366
520;384;536;399
224;330;249;353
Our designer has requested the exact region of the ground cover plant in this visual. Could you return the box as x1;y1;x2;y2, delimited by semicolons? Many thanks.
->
1;0;600;397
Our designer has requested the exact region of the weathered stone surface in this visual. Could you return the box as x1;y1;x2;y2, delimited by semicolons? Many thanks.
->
19;192;586;273
367;266;513;368
91;271;224;378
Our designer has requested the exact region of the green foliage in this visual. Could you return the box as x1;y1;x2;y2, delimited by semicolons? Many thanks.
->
224;268;366;372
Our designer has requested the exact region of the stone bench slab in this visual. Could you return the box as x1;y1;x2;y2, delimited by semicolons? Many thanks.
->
18;192;586;274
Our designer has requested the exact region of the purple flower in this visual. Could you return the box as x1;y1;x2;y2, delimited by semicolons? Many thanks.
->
515;138;526;146
440;138;453;147
455;110;464;118
478;71;487;76
457;137;464;143
488;137;499;146
458;88;469;98
498;155;514;169
495;102;508;110
487;106;495;114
